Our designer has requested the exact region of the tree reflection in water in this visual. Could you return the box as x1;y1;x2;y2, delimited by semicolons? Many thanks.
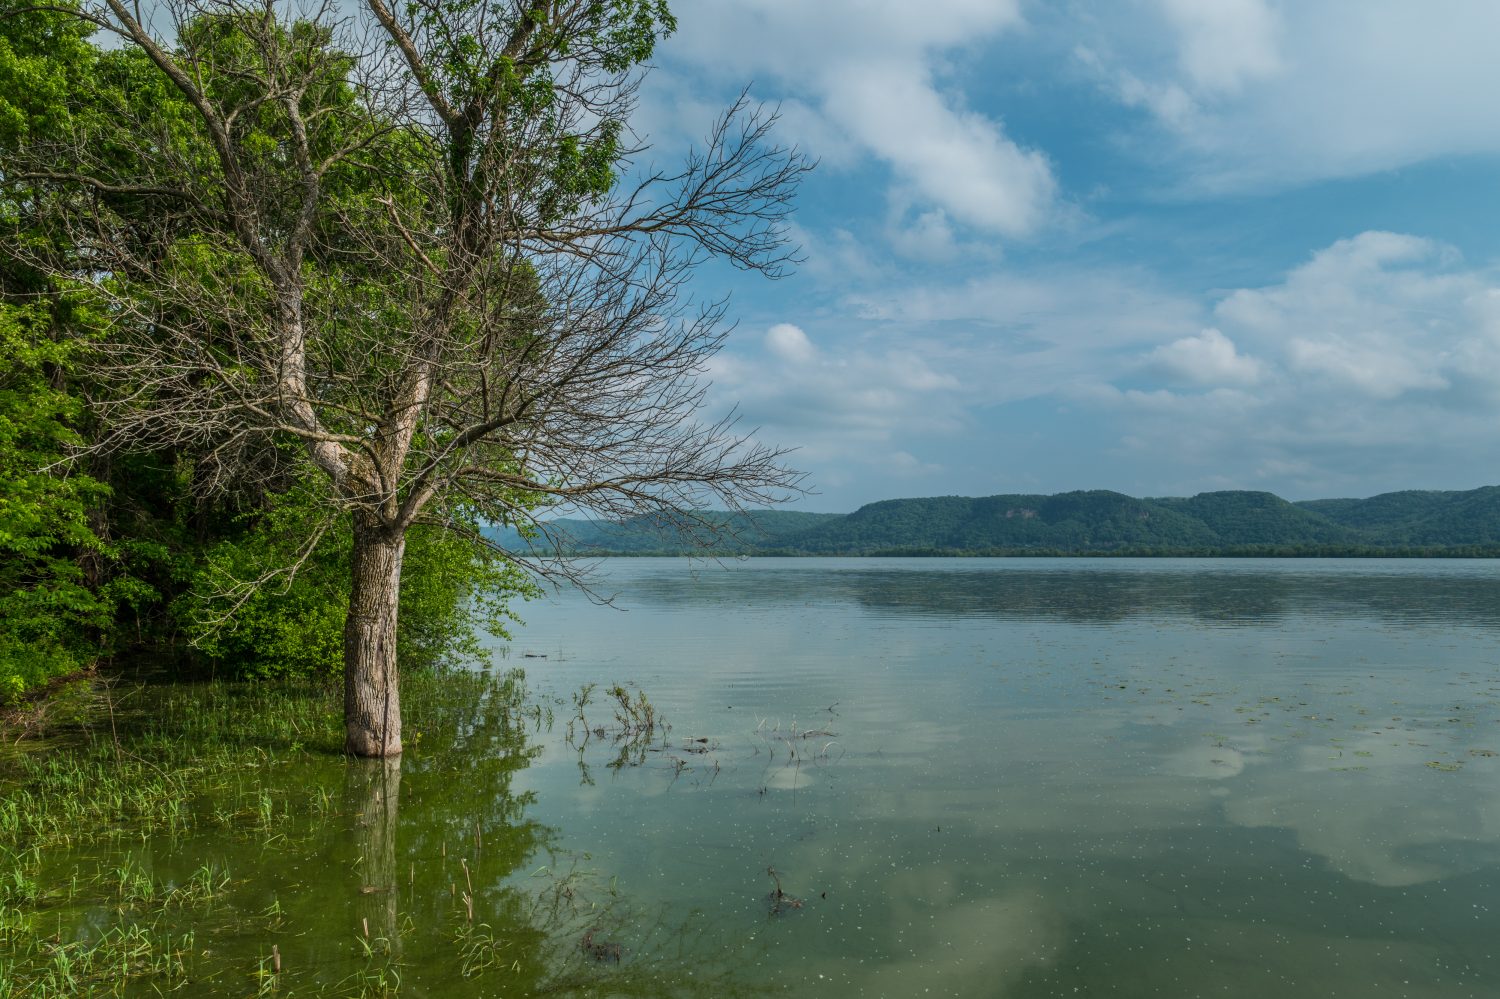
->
329;669;766;998
347;757;401;955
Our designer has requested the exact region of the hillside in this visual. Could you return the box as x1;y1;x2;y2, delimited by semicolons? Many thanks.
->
781;491;1221;553
1153;491;1355;546
484;486;1500;556
1296;486;1500;545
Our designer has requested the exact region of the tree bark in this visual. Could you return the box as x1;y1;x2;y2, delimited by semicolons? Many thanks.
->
345;516;405;757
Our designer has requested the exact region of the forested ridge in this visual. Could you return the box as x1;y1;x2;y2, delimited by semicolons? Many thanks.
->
505;487;1500;556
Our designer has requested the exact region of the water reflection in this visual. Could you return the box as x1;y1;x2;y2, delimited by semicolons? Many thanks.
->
613;558;1500;627
510;559;1500;997
368;673;768;997
29;560;1495;995
2;671;775;997
346;757;401;951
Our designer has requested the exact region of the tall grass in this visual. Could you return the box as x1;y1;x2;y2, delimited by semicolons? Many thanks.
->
0;679;343;853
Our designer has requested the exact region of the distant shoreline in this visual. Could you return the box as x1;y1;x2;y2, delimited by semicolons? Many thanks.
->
488;485;1500;558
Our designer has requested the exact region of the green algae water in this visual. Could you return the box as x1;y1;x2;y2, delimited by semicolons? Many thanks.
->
5;558;1500;996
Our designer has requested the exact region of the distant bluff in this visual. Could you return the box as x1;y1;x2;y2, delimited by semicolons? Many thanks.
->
486;486;1500;556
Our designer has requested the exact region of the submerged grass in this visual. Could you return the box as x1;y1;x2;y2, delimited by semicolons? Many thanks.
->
0;852;220;997
0;918;195;998
0;677;349;995
0;678;344;854
0;670;516;997
0;669;762;998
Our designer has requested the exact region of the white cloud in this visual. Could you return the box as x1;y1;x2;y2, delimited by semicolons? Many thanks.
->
891;209;960;262
677;154;1500;509
697;267;1211;506
846;267;1202;404
1146;328;1263;386
706;322;967;501
1079;0;1282;137
1079;1;1500;191
1097;384;1264;421
765;322;815;364
1284;337;1447;398
655;0;1056;237
1095;62;1198;131
1094;230;1500;494
1156;0;1282;96
1216;232;1480;399
739;230;1500;504
823;59;1055;235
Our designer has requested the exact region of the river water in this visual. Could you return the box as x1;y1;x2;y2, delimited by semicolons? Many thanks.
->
8;557;1500;997
505;557;1500;997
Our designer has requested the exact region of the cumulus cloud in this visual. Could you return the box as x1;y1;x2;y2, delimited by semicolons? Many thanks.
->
1215;232;1479;398
742;230;1500;504
1078;0;1500;191
1284;338;1447;398
696;266;1210;506
1156;0;1282;96
1146;328;1263;386
703;322;968;503
764;322;816;364
655;0;1057;237
1096;230;1500;494
843;266;1202;407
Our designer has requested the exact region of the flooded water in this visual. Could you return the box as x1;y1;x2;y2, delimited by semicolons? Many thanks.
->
6;557;1500;996
509;558;1500;998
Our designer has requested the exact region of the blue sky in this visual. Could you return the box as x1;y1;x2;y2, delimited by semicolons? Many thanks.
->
629;0;1500;512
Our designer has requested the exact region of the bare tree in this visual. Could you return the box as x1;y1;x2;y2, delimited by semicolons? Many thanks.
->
16;0;808;756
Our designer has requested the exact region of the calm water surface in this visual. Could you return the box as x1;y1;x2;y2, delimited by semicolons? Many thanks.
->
10;557;1500;997
506;558;1500;997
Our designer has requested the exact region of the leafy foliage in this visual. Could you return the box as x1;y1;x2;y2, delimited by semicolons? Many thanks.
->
0;0;809;723
0;3;546;698
179;479;538;679
0;305;109;700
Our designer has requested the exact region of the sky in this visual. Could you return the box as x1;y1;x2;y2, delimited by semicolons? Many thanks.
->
628;0;1500;512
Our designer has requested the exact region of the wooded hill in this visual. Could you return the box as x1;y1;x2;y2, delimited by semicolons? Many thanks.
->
495;487;1500;556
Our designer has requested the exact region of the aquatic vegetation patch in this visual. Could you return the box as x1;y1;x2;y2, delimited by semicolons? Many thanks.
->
0;680;345;853
0;669;760;997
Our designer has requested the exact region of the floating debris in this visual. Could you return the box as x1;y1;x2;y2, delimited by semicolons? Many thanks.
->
766;867;804;915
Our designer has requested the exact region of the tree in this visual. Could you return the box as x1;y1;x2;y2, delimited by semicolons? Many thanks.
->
0;8;115;699
0;303;113;699
10;0;807;755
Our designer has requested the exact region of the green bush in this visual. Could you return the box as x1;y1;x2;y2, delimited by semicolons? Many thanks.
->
177;479;535;679
0;304;110;701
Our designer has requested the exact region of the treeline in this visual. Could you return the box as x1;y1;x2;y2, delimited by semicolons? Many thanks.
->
507;488;1500;557
0;11;519;701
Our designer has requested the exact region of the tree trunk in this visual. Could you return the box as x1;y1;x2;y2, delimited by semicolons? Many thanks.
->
345;516;405;757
